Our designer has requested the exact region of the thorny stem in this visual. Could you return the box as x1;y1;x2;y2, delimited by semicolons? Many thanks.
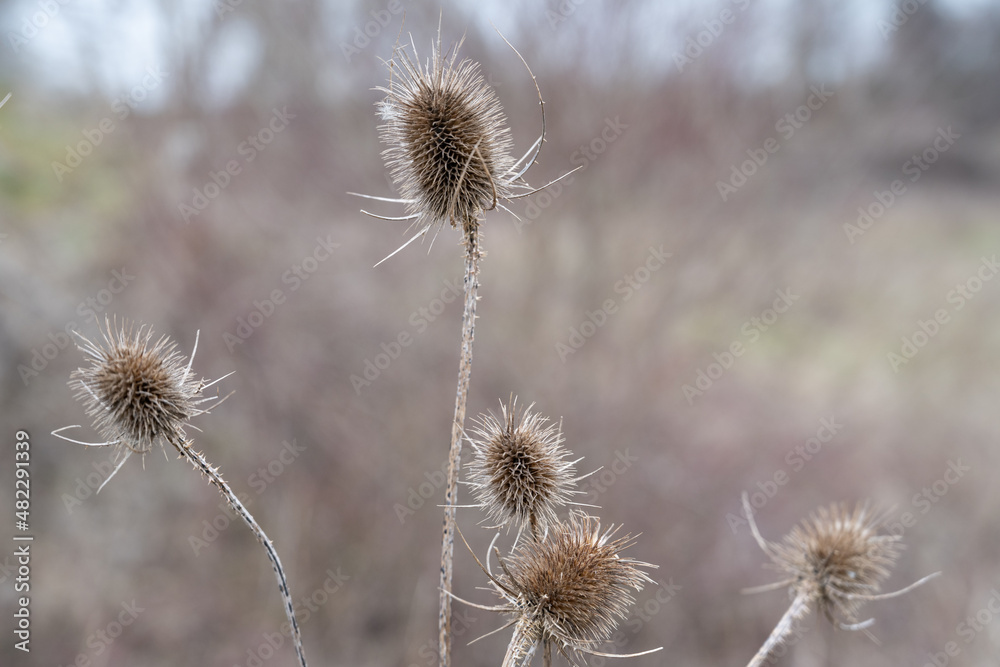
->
170;434;308;667
502;614;540;667
439;221;480;667
746;591;812;667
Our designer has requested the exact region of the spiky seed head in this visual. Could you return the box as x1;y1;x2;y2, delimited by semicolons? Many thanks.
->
769;502;901;623
467;398;579;535
69;318;207;456
499;512;656;657
377;34;515;233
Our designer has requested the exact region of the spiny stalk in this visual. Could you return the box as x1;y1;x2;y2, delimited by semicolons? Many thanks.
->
170;432;307;667
439;221;480;667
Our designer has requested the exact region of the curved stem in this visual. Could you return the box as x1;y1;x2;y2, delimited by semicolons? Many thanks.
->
171;435;308;667
747;591;812;667
439;222;481;667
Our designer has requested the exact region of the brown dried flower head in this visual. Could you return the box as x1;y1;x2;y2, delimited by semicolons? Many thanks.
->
753;499;903;625
377;32;515;234
464;512;658;666
56;318;226;490
743;494;939;666
355;25;572;263
467;398;583;537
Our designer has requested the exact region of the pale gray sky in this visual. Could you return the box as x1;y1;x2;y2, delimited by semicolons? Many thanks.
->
2;0;997;107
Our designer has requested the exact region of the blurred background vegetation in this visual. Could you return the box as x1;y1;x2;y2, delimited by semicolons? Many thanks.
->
2;0;1000;665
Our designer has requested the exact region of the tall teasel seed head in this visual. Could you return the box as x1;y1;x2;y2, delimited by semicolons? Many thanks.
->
467;398;583;536
491;512;657;664
377;34;515;232
764;501;901;624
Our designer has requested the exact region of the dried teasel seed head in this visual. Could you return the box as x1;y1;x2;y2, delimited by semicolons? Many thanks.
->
743;493;939;665
467;398;582;536
377;32;515;233
59;317;226;488
765;501;901;623
496;512;657;662
71;319;200;451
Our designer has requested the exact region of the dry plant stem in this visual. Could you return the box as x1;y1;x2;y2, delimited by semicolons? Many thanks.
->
170;433;308;667
502;615;538;667
746;591;812;667
439;222;481;667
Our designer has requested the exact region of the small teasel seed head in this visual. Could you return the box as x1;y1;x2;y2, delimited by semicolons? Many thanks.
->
68;318;209;457
501;512;656;656
467;398;580;536
377;33;515;233
769;502;901;623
